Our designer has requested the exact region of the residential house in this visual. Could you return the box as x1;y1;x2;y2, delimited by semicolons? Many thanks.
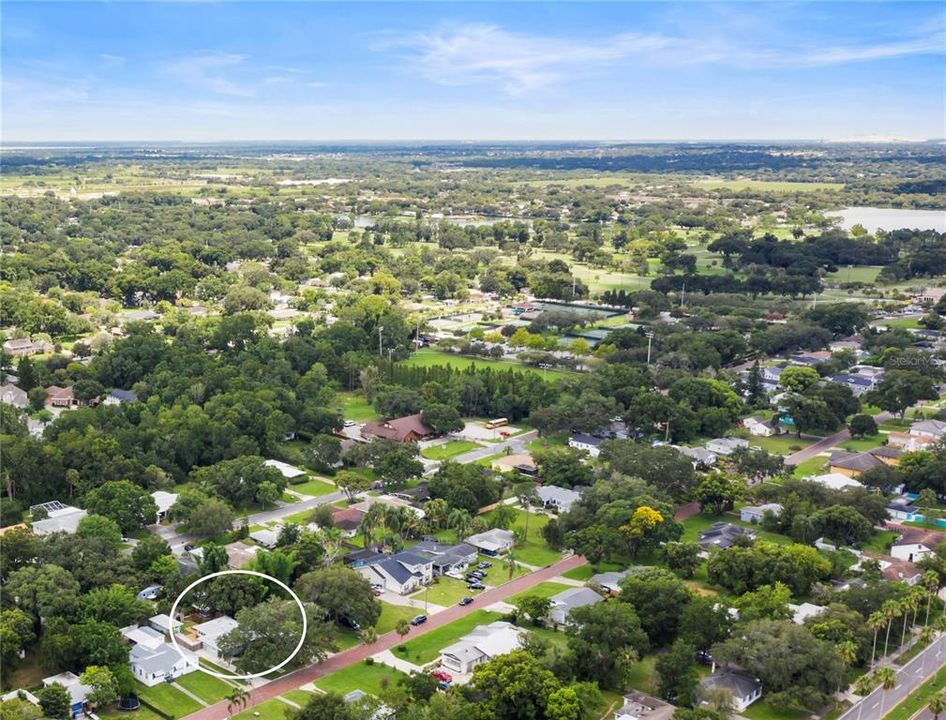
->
740;503;783;524
411;540;478;576
789;351;831;367
439;621;526;675
548;587;603;627
890;529;946;563
809;472;864;491
352;495;426;519
249;527;281;549
103;389;138;405
3;337;52;357
789;602;825;625
136;585;162;601
0;383;28;408
829;335;865;353
41;673;90;718
148;614;182;636
223;541;258;569
743;417;775;437
343;690;395;720
827;374;876;397
331;506;365;538
536;485;582;513
491;453;538;476
464;528;516;556
30;501;87;536
355;551;434;594
151;491;178;522
590;569;631;595
362;414;435;442
829;447;901;477
122;625;166;650
697;523;755;551
910;419;946;442
762;365;785;384
568;433;604;457
887;496;919;522
614;692;674;720
194;616;239;660
130;643;199;686
45;385;80;408
705;438;749;456
879;556;923;586
263;459;308;481
674;446;718;468
890;420;946;452
699;669;762;712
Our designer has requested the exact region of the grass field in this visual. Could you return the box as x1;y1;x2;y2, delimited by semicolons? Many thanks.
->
281;689;316;707
100;707;165;720
135;680;202;717
394;610;503;665
622;655;658;694
792;455;829;477
695;179;845;192
561;562;624;581
401;348;573;380
751;435;812;455
742;700;810;720
839;434;887;452
290;478;338;497
337;392;381;422
408;576;476;606
231;698;292;720
174;671;234;704
421;440;480;460
509;581;573;602
489;508;563;567
861;529;899;554
315;660;408;697
376;602;419;635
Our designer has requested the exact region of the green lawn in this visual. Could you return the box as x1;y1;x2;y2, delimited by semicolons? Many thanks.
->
861;529;899;554
231;698;293;720
742;700;810;720
561;562;624;581
510;581;573;602
394;610;502;665
174;671;234;704
623;655;658;694
491;508;562;567
282;689;316;707
839;434;886;452
694;179;844;192
99;707;165;720
337;392;381;422
421;440;480;460
376;602;419;635
408;576;476;606
135;680;202;717
792;455;828;478
402;348;572;380
315;660;408;697
291;478;338;497
751;435;811;456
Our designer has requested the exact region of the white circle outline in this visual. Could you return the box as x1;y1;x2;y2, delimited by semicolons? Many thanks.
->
168;569;308;681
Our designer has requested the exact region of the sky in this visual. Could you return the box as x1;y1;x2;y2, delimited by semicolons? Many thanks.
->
2;1;944;142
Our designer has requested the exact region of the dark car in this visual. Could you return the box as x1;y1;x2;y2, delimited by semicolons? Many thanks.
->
183;544;195;552
340;617;361;631
477;562;492;569
459;597;474;606
470;571;485;578
695;650;713;665
467;582;485;590
410;614;428;626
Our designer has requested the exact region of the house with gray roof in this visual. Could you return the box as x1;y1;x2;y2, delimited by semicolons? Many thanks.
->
464;528;515;556
699;668;762;711
568;433;604;457
698;522;755;551
411;540;478;576
354;549;434;594
590;569;632;595
740;503;783;524
130;642;199;686
615;692;675;720
536;485;582;512
440;621;526;675
0;383;28;409
548;586;603;627
30;502;87;536
194;616;239;660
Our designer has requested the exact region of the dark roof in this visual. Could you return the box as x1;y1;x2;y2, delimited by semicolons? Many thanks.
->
344;548;384;564
701;669;761;698
378;558;419;584
331;506;365;531
829;451;883;472
109;388;139;402
570;433;603;447
392;551;433;567
362;414;434;441
698;522;755;550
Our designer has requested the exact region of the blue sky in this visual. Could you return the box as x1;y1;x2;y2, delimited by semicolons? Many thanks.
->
2;2;943;141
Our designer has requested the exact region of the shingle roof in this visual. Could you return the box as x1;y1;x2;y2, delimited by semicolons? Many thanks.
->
362;414;434;441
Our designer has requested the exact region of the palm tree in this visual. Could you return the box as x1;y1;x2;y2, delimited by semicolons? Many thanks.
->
360;627;379;645
882;599;901;661
924;570;940;627
424;498;449;531
901;595;919;650
395;619;411;639
854;674;875;720
835;641;858;695
227;687;250;717
868;611;886;668
875;668;898;718
928;691;946;720
503;551;520;582
448;508;472;542
514;482;539;541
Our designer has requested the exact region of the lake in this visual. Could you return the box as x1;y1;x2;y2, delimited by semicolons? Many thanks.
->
826;207;946;233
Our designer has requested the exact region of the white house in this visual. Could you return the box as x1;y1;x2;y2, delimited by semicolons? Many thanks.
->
789;602;825;625
589;569;631;595
705;438;749;456
536;485;582;512
355;550;434;595
699;669;762;711
263;459;308;481
194;616;239;660
122;624;166;650
148;614;182;636
547;587;603;627
130;643;199;686
464;528;516;556
743;417;775;437
249;526;281;549
151;491;178;522
740;503;783;524
809;473;863;491
439;621;526;675
30;501;87;536
890;530;946;563
42;673;90;719
614;692;674;720
103;389;138;405
674;446;718;468
568;433;603;458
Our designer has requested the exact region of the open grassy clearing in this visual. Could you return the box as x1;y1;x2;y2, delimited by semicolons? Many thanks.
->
394;609;503;665
750;434;813;455
560;561;624;581
134;680;202;717
792;455;829;477
174;670;234;704
482;507;562;567
401;348;574;380
742;700;810;720
99;706;166;720
421;440;480;460
694;179;845;192
315;660;408;697
337;392;381;422
376;602;419;635
282;689;317;706
290;478;338;497
231;698;293;720
408;576;477;606
509;581;573;602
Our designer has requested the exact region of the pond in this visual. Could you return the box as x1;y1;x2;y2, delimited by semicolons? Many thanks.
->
826;207;946;233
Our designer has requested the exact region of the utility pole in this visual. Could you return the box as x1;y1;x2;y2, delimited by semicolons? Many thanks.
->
378;326;384;357
646;332;654;366
680;280;686;308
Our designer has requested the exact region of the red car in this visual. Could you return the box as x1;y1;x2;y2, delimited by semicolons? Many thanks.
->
431;670;453;683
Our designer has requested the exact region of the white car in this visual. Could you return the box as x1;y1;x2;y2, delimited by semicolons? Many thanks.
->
343;420;357;427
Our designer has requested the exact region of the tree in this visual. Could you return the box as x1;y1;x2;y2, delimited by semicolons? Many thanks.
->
76;514;123;547
656;640;699;705
306;434;342;473
565;524;621;567
6;564;80;629
373;446;423;489
866;371;938;419
779;366;821;393
199;542;229;574
849;414;878;438
733;582;793;622
80;665;119;709
566;601;649;685
80;584;150;626
131;533;171;572
620;567;693;646
928;691;946;720
662;541;702;578
218;598;334;673
73;619;130;668
227;687;250;717
515;595;552;626
532;447;595;488
84;480;158;533
875;667;898;717
400;671;439;702
421;404;464;434
180;497;234;538
490;504;518;530
37;683;71;720
190;456;287;508
679;596;733;656
0;697;43;720
335;470;371;503
811;505;872;547
295;566;382;629
468;650;563;719
695;473;743;515
0;609;35;680
619;505;669;558
395;619;411;639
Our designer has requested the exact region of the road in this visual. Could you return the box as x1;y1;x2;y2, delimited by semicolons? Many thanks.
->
785;412;893;467
155;490;346;551
452;430;539;464
838;632;946;720
182;553;586;720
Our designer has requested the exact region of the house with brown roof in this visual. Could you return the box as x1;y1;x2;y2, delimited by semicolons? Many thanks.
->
45;385;81;408
362;414;434;442
828;447;901;477
891;529;946;563
330;506;365;537
3;337;53;357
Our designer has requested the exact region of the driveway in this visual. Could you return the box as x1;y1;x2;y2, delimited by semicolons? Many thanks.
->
785;412;893;467
452;430;538;464
181;553;586;720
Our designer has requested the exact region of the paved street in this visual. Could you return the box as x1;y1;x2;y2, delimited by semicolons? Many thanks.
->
181;553;586;720
154;489;345;551
785;412;893;466
452;430;538;464
838;632;946;720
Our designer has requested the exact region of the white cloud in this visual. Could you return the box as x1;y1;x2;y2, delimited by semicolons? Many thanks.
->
162;52;254;97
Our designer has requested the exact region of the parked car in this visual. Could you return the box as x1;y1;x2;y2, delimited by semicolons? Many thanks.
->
458;597;473;606
477;562;492;569
445;570;465;580
438;681;451;691
431;670;453;682
410;615;428;626
467;582;485;590
340;617;361;631
344;420;357;427
183;544;195;552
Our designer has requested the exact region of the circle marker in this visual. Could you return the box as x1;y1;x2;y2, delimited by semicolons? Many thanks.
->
168;569;308;681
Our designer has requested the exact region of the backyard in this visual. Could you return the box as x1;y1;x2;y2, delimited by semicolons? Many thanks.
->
174;670;234;704
314;660;408;697
134;680;202;717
